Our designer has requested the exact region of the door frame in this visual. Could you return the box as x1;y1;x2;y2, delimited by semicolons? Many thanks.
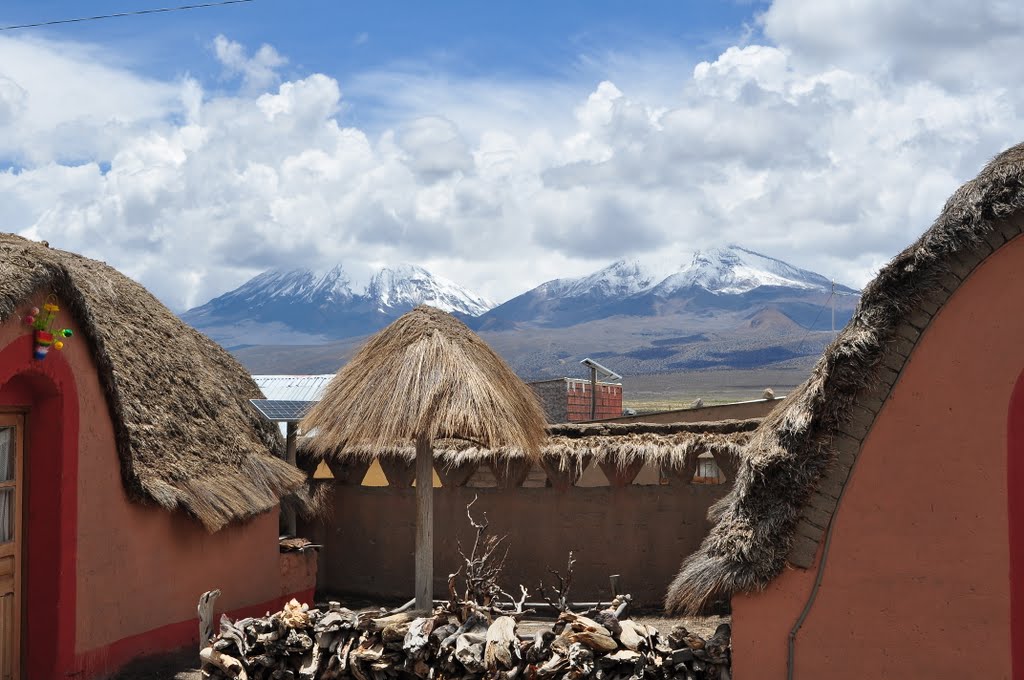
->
0;334;79;678
0;412;24;679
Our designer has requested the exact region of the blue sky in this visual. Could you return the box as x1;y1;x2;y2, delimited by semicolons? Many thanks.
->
0;1;762;130
1;2;758;77
1;0;1023;309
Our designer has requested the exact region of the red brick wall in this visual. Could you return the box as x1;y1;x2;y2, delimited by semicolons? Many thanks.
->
566;380;622;421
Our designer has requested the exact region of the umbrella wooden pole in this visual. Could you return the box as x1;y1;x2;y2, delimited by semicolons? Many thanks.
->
415;433;434;611
284;422;298;537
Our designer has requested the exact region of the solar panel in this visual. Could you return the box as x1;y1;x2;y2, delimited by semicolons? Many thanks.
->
249;399;316;423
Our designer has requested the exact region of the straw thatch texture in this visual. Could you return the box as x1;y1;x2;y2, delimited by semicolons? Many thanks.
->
665;141;1024;614
301;306;548;458
0;233;305;531
302;419;758;470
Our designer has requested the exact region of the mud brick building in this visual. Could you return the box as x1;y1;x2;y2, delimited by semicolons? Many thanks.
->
529;377;623;422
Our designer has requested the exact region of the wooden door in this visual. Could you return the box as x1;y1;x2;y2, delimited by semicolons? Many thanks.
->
0;415;22;679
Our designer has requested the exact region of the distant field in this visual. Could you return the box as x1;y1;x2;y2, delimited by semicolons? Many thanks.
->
621;361;815;411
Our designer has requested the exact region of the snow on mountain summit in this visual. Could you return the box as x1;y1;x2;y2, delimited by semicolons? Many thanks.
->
183;261;495;335
538;245;843;301
367;264;495;315
561;258;673;298
654;245;836;295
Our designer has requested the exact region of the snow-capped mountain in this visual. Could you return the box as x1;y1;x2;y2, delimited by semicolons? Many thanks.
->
472;245;857;330
557;259;672;298
651;246;838;296
184;244;861;377
365;264;493;316
182;263;494;347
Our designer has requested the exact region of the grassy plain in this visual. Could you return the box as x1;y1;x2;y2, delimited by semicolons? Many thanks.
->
621;362;814;411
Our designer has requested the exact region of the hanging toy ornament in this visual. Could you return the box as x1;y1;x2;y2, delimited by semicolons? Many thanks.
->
23;298;73;361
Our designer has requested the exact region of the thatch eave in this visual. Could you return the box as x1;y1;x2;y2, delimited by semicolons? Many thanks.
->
665;141;1024;614
0;233;306;531
299;419;758;474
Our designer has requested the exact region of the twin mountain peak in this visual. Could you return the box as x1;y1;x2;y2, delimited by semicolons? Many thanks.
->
182;245;859;350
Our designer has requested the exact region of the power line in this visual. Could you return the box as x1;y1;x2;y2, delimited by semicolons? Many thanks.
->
797;290;834;353
0;0;256;32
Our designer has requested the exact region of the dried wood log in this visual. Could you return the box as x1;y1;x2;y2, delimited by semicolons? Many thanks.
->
559;612;610;637
200;647;248;679
616;620;647;652
351;641;385;663
567;631;617;654
484;616;518;671
381;620;411;644
668;625;705;651
589;610;621;638
298;645;323;680
217;615;250;658
536;652;568;679
566;642;595;678
455;633;485;673
359;611;416;633
403;617;434;659
336;634;356;675
704;623;731;664
198;589;221;653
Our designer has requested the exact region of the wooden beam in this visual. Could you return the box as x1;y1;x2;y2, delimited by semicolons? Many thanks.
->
590;366;598;420
414;434;434;611
284;422;298;536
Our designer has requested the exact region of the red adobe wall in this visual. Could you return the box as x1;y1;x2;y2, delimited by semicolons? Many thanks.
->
729;235;1024;678
0;291;314;678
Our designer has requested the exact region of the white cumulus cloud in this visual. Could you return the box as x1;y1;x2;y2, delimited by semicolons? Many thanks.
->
1;0;1024;312
213;34;287;92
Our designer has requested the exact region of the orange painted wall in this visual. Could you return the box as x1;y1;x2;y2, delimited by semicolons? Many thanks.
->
731;235;1024;678
0;291;287;673
72;351;281;653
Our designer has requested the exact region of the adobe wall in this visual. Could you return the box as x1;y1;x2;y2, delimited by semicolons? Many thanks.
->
529;380;569;423
312;481;728;607
731;234;1024;678
601;398;778;424
0;291;307;678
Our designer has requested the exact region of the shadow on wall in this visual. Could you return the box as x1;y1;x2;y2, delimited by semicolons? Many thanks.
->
302;450;733;608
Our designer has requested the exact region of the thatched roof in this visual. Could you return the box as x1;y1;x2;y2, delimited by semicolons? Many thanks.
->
665;141;1024;614
302;419;759;471
301;305;548;458
0;233;306;531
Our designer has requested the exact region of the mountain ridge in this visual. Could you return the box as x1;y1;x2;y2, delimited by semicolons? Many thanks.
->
182;245;861;376
181;262;495;346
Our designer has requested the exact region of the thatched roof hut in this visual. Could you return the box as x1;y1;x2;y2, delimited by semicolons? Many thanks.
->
301;305;548;458
665;142;1024;614
0;233;305;531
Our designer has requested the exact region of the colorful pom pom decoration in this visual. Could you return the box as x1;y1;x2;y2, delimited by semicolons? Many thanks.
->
24;296;73;360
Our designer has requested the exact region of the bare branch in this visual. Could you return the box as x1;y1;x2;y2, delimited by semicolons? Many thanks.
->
537;551;576;613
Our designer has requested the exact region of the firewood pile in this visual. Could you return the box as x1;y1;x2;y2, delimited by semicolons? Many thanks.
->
200;500;731;680
200;599;730;680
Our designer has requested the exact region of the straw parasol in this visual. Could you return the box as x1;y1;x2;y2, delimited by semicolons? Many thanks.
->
301;305;548;609
0;233;306;531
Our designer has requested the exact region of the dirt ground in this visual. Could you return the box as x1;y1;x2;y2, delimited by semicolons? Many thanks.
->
111;607;729;680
